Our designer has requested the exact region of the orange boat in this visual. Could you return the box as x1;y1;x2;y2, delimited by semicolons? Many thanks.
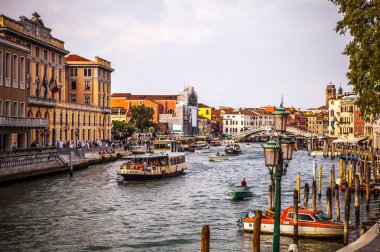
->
243;206;353;238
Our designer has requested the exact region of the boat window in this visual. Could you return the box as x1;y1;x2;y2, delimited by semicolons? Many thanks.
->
298;214;315;222
314;212;331;222
286;212;294;219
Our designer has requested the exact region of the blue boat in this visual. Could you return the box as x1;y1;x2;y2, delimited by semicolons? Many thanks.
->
339;155;357;161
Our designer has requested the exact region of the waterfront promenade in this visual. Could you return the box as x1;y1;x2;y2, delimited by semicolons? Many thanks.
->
337;223;380;251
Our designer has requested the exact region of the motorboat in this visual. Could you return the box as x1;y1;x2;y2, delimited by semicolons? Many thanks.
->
117;152;187;181
310;151;323;157
230;186;253;200
189;141;207;152
209;152;230;161
243;206;353;238
339;180;376;193
339;155;357;161
245;143;252;147
210;138;222;146
225;144;241;155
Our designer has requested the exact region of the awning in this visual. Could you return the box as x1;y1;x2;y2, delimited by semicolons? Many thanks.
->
332;136;368;144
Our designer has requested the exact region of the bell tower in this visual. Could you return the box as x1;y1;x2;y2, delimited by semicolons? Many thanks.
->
326;82;336;106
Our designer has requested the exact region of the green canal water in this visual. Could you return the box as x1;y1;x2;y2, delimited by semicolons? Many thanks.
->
0;144;360;251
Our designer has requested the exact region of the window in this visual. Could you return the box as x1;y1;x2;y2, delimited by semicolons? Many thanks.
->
51;52;55;63
20;57;25;89
5;52;10;86
58;55;63;65
52;67;55;80
71;95;77;102
20;102;25;117
85;95;90;105
71;81;76;90
72;113;74;127
35;47;40;58
89;114;91;126
298;214;315;222
59;70;62;82
83;113;86;126
5;101;10;116
0;100;2;116
60;112;63;126
44;50;48;60
0;50;2;85
84;68;92;77
85;80;91;90
36;63;39;76
70;68;78;77
12;101;18;116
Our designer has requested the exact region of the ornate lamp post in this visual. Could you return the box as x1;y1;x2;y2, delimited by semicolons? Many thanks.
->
263;99;294;252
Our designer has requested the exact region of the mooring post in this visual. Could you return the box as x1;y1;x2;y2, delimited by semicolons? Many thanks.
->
335;184;340;221
253;210;262;252
344;187;351;246
318;165;322;198
268;185;273;211
69;150;73;177
366;155;371;210
293;190;299;246
355;174;360;226
339;159;344;181
303;183;309;208
201;225;210;252
332;165;336;197
348;163;353;188
312;180;317;209
326;187;332;218
296;172;301;204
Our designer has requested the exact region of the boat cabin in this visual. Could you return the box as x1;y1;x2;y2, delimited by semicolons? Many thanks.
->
281;207;331;223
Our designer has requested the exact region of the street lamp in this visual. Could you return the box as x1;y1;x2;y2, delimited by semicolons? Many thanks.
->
263;98;294;252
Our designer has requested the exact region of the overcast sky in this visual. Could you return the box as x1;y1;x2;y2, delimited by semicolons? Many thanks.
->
3;0;351;109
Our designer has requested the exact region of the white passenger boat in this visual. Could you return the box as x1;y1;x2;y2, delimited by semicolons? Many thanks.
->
117;152;187;181
209;152;230;161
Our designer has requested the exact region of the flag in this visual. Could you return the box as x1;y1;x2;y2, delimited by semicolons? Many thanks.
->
49;76;58;93
42;72;48;98
332;116;336;131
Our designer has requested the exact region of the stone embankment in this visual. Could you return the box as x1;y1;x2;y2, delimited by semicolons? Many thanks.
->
0;147;130;184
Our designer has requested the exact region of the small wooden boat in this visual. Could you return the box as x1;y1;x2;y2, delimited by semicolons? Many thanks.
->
231;186;253;200
225;144;241;155
243;206;353;238
209;152;229;161
117;152;187;181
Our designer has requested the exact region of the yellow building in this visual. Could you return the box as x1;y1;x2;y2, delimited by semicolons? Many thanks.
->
0;12;113;145
197;103;212;120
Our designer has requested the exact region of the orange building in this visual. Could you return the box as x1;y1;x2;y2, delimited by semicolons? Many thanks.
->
111;93;178;123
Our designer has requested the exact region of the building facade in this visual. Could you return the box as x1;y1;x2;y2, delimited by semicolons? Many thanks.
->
0;36;46;150
0;13;112;145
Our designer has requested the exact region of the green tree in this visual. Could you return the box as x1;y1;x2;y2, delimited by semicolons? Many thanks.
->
330;0;380;122
111;120;126;140
129;105;155;131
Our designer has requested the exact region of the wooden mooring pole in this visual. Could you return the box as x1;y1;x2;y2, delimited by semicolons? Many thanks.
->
332;165;336;197
335;184;340;221
355;174;360;226
296;172;301;204
326;187;332;218
303;183;309;208
253;210;262;252
293;190;299;246
344;187;351;246
201;225;210;252
312;180;317;209
318;165;322;198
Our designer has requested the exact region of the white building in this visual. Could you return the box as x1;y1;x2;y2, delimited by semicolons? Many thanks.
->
222;111;254;135
252;110;274;129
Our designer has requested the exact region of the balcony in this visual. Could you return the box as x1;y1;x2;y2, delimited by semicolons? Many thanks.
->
28;97;56;108
0;116;47;128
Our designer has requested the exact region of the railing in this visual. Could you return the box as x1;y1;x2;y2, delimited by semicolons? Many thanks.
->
0;116;47;128
28;97;57;107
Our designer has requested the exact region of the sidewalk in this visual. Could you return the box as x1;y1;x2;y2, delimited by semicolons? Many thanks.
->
337;224;380;251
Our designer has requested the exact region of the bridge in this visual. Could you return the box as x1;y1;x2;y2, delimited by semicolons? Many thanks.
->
230;126;316;142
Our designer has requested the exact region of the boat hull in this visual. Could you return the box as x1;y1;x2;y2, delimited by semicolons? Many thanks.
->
118;170;185;181
231;186;253;200
243;222;345;238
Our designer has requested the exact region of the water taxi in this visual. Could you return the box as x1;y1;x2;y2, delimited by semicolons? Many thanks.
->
225;144;241;155
242;206;353;238
117;152;187;181
209;152;229;161
189;141;209;152
210;138;222;146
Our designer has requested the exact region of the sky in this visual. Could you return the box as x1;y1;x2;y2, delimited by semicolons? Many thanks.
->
2;0;351;109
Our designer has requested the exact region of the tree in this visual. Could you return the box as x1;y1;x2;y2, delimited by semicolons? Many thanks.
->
129;105;155;131
330;0;380;122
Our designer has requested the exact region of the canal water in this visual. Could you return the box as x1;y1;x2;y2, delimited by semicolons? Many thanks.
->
0;144;360;251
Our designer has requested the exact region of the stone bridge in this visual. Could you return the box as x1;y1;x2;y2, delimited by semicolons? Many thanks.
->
230;126;315;141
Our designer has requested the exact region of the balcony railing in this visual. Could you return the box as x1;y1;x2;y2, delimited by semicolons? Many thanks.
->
28;97;57;107
0;116;47;128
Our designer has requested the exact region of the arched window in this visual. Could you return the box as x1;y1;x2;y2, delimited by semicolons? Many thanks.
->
167;109;174;114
